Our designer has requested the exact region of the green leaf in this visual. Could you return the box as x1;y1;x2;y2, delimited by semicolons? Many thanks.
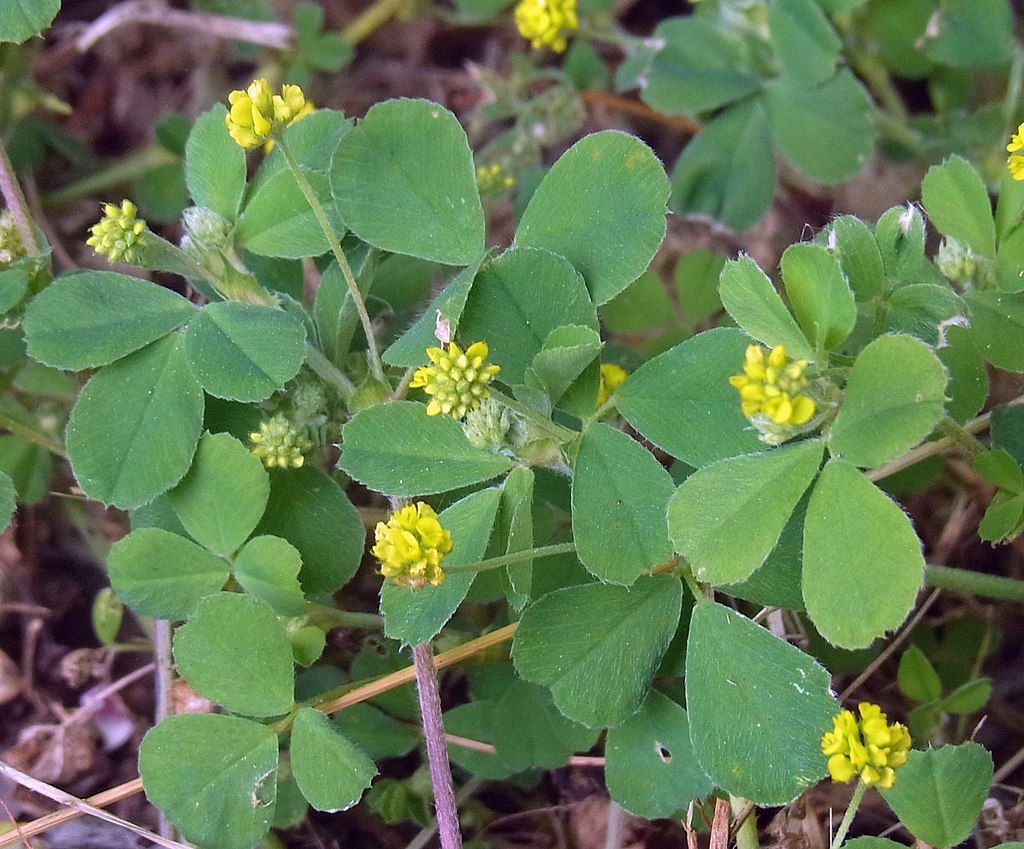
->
23;271;195;370
140;714;278;849
572;422;675;584
66;334;204;509
686;601;836;804
616;328;765;466
974;448;1024;493
939;324;987;424
897;645;943;702
331;98;484;265
780;244;856;351
458;247;598;383
107;527;230;620
642;17;761;116
668;440;822;585
920;0;1013;67
828;335;947;468
670;100;776;232
803;459;925;648
0;0;60;44
978;491;1024;543
940;677;991;715
253;466;366;595
0;470;15;535
769;0;841;84
445;701;518;779
498;466;534;610
765;69;874;183
165;432;269;556
184;302;306;401
921;156;996;256
492;680;599;771
525;325;603;409
601;270;674;333
174;592;294;716
380;487;501;645
515;131;670;305
290;707;376;812
0;268;29;314
339;401;514;496
331;703;420;761
605;690;713;819
512;575;682;728
184;105;246;221
237;166;345;258
965;290;1024;372
875;204;932;281
843;839;906;849
825;215;885;300
880;743;993;848
719;256;813;360
233;535;308;616
883;284;966;347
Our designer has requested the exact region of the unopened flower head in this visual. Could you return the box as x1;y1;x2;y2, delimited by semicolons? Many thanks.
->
225;79;310;149
476;163;515;195
409;341;501;419
821;702;911;789
372;502;453;589
1008;122;1024;181
729;344;815;427
0;210;27;265
597;363;629;407
86;200;146;265
515;0;578;52
249;413;313;469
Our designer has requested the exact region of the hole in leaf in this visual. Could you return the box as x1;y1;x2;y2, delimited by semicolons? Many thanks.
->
655;742;672;763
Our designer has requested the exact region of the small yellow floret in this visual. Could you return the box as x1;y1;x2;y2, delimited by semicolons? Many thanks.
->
372;502;453;589
409;341;501;419
476;163;516;195
249;413;313;469
1007;123;1024;181
597;363;629;407
86;200;146;265
225;79;310;149
514;0;578;52
729;344;815;427
821;702;911;789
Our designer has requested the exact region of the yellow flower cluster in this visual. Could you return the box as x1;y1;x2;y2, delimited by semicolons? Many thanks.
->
514;0;578;52
476;163;515;195
225;79;311;150
372;502;453;589
249;414;313;469
1008;123;1024;181
597;363;629;407
729;344;815;426
821;702;911;789
86;200;146;265
410;341;501;419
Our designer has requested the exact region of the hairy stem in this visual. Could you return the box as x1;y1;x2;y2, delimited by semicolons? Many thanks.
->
412;641;462;849
443;541;576;575
925;563;1024;602
0;140;40;255
829;779;867;849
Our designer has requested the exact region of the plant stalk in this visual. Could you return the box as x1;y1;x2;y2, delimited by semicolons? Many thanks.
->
0;140;40;255
829;779;867;849
277;140;386;384
304;342;357;402
412;641;462;849
443;541;576;575
0;411;66;458
924;563;1024;602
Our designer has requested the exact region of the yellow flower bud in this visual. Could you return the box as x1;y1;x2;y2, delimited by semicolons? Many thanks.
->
821;702;911;789
225;79;310;150
372;502;453;589
597;363;629;408
249;413;313;469
514;0;578;52
409;341;501;419
86;200;146;265
729;343;817;442
1008;123;1024;181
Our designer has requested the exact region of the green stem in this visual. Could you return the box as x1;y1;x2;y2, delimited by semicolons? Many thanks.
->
924;564;1024;602
342;0;413;44
0;139;40;255
307;604;384;630
830;779;867;849
304;343;356;402
731;797;759;849
488;389;579;443
276;139;386;384
677;560;707;601
0;411;65;458
42;146;178;207
444;542;577;575
937;416;987;457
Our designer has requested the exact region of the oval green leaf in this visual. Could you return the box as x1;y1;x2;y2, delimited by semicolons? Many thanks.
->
233;535;308;616
780;244;856;352
23;271;195;370
107;527;230;620
184;105;247;221
515;131;669;305
165;431;270;556
686;601;837;804
0;0;60;44
0;470;15;535
174;592;294;717
921;155;996;256
965;290;1024;373
139;714;278;849
331;98;484;264
667;440;822;585
572;422;674;584
803;459;925;649
512;574;682;728
66;334;204;509
615;328;765;467
290;707;377;812
184;301;306;401
829;335;948;469
605;690;713;819
339;401;514;496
